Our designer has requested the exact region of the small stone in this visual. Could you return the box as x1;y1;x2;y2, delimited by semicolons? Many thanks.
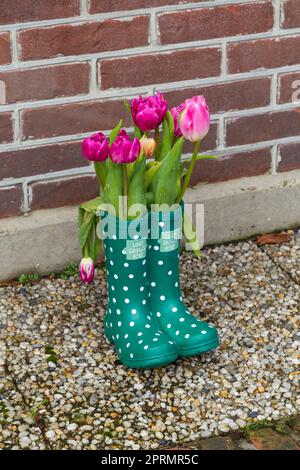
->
67;423;78;432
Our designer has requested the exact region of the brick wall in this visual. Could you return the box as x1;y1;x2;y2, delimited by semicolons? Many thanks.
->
0;0;300;218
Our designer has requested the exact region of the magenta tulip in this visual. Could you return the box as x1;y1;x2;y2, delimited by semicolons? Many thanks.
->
170;103;185;137
131;92;168;132
79;257;95;284
180;96;210;142
110;130;141;164
82;132;109;162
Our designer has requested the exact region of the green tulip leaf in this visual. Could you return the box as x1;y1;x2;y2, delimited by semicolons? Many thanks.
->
157;117;172;162
183;211;201;258
103;159;123;216
94;161;107;188
144;161;161;191
128;156;147;218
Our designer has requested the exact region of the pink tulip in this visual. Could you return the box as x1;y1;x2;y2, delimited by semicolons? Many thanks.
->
110;130;141;164
82;132;109;162
170;103;185;137
79;257;95;284
131;92;168;132
180;96;210;142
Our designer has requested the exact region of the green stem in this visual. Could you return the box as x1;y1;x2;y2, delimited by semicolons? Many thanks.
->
122;164;128;219
176;140;201;203
154;127;160;161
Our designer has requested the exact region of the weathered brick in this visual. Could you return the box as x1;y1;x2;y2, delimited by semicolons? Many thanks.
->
30;176;99;211
0;0;80;25
278;71;300;104
198;436;239;450
0;186;22;219
0;32;11;65
226;109;300;146
228;36;300;74
0;63;90;104
0;113;14;143
100;47;221;89
89;0;209;13
158;2;273;44
19;16;150;61
0;142;87;180
165;77;271;114
278;143;300;172
21;100;129;140
282;0;300;28
191;148;272;185
249;428;299;450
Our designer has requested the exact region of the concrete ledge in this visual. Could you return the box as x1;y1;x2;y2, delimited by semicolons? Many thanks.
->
1;170;300;281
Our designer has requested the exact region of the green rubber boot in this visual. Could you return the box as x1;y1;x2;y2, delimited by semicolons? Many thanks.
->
148;204;219;357
100;211;179;369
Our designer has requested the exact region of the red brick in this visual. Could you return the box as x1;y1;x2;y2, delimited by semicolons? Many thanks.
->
158;2;273;44
0;63;90;105
19;16;150;61
190;148;272;185
0;113;13;143
0;186;22;219
278;71;300;104
89;0;209;13
226;109;300;146
30;176;99;211
0;142;88;180
0;0;80;25
249;428;299;450
21;100;130;140
228;36;300;74
165;77;271;114
0;32;11;65
278;143;300;172
100;47;221;89
282;0;300;28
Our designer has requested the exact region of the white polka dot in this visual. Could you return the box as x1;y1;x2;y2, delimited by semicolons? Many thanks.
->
110;260;114;266
142;300;146;305
168;270;172;276
172;307;178;312
133;235;139;240
185;334;190;339
138;340;143;344
143;272;147;278
111;286;115;291
160;295;165;301
156;312;161;318
110;322;112;327
148;245;152;249
168;341;174;345
116;309;121;315
151;282;156;287
118;348;122;353
140;286;145;291
131;309;137;315
129;274;134;279
124;333;129;339
109;308;112;313
112;298;116;303
175;282;178;287
208;325;214;328
153;338;158;342
130;353;133;358
144;345;149;350
191;324;197;328
130;321;135;327
155;333;160;336
158;260;163;265
126;343;130;348
179;296;183;301
175;330;180;336
179;317;185;322
114;274;118;280
142;259;146;265
154;246;159;251
116;334;119;339
201;330;207;335
159;221;165;227
125;298;130;304
167;323;171;329
112;235;117;240
123;286;128;291
145;324;150;328
147;315;151;320
118;321;122;327
109;247;113;253
138;332;143;336
122;249;126;255
124;263;129;268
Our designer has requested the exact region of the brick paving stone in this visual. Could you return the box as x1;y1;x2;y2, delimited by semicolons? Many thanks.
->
248;428;299;450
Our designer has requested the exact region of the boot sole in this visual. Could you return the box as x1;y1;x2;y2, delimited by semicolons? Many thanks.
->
178;338;219;357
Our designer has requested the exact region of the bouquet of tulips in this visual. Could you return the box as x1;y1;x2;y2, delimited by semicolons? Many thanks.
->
78;92;219;369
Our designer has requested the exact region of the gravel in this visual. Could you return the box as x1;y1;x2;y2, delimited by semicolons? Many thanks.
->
0;232;299;450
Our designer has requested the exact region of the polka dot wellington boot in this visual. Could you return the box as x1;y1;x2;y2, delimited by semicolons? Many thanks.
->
101;211;179;369
148;203;219;357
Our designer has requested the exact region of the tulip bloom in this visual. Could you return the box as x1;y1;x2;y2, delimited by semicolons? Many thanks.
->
170;104;185;138
131;92;168;132
79;257;95;284
110;130;141;164
82;132;109;162
140;135;156;157
180;96;210;143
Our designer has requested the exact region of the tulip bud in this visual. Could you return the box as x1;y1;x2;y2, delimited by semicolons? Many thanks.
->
110;130;141;164
170;104;185;138
131;92;168;132
79;257;95;284
82;132;109;162
140;135;156;157
180;96;210;143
